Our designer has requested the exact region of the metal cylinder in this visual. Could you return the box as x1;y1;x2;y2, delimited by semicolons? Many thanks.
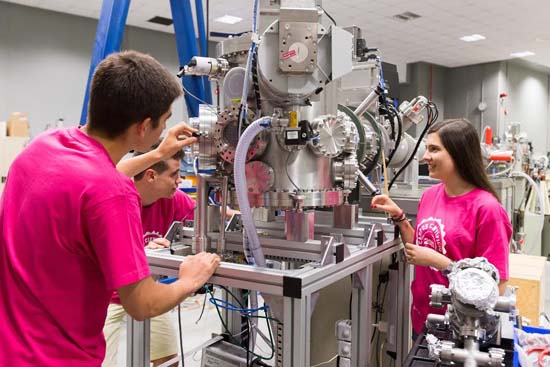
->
192;175;209;253
426;314;447;328
356;170;380;196
217;176;229;254
353;88;379;117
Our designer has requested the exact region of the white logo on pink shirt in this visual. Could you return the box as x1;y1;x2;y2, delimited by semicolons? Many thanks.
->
416;217;447;255
143;230;162;246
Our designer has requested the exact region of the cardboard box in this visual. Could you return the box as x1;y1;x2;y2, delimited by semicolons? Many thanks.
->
508;253;547;326
6;112;30;137
7;120;29;137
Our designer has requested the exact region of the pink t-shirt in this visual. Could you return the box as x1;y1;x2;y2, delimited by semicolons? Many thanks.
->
141;190;195;246
411;183;512;334
0;127;150;366
110;190;195;304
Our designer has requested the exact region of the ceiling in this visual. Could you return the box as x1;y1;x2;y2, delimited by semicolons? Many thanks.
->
4;0;550;73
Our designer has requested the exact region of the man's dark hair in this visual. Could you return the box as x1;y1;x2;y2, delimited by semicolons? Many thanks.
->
427;118;499;200
87;50;182;138
133;140;185;181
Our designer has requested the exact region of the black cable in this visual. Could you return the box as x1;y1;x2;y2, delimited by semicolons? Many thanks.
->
370;262;382;344
376;281;389;367
195;291;208;324
385;106;402;167
215;285;276;362
370;280;382;344
388;102;438;190
213;286;274;363
320;6;337;25
251;46;262;114
361;112;383;176
285;151;301;191
178;304;185;367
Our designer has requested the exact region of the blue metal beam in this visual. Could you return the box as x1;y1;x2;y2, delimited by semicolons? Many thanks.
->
80;0;130;125
170;0;205;117
194;0;212;104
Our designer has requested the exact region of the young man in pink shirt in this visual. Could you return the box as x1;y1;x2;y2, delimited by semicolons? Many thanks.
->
0;50;220;366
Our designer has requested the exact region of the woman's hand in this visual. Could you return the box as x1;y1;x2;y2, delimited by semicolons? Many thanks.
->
371;194;401;218
404;242;451;270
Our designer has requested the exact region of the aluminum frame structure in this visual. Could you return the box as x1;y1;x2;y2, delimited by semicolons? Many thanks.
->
127;217;410;367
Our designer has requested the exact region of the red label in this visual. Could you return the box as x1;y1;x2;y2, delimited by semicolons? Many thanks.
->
282;49;297;60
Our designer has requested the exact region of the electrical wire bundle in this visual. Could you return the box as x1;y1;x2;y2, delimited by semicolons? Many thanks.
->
375;56;403;169
200;284;281;367
387;100;439;191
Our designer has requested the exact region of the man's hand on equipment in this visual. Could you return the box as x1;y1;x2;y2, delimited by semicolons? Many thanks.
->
178;252;221;293
156;123;198;160
145;238;171;249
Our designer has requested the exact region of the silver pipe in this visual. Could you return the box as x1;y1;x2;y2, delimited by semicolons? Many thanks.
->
217;176;229;254
426;314;447;328
353;88;379;117
357;170;381;196
193;175;208;253
495;296;514;313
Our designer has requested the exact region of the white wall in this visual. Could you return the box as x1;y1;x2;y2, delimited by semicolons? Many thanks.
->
401;59;550;154
0;2;188;137
506;62;550;155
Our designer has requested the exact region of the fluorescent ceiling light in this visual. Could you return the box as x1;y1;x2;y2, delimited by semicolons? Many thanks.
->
214;15;243;24
510;51;535;57
460;34;486;42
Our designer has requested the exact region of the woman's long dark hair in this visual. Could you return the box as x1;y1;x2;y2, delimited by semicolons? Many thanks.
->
427;118;499;200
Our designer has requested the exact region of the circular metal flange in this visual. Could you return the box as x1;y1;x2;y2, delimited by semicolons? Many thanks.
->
245;161;275;194
213;105;268;163
231;189;344;209
257;21;331;104
333;155;359;190
309;115;348;158
337;105;382;176
190;105;219;172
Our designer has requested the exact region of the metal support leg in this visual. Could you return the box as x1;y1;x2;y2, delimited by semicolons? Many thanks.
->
193;174;208;253
127;317;150;367
351;265;372;367
284;295;311;367
224;287;248;346
396;252;411;366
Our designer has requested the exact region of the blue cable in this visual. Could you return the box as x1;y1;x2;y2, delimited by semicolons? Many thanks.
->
208;296;268;314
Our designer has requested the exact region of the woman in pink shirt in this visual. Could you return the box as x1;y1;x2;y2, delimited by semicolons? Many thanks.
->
371;118;512;336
